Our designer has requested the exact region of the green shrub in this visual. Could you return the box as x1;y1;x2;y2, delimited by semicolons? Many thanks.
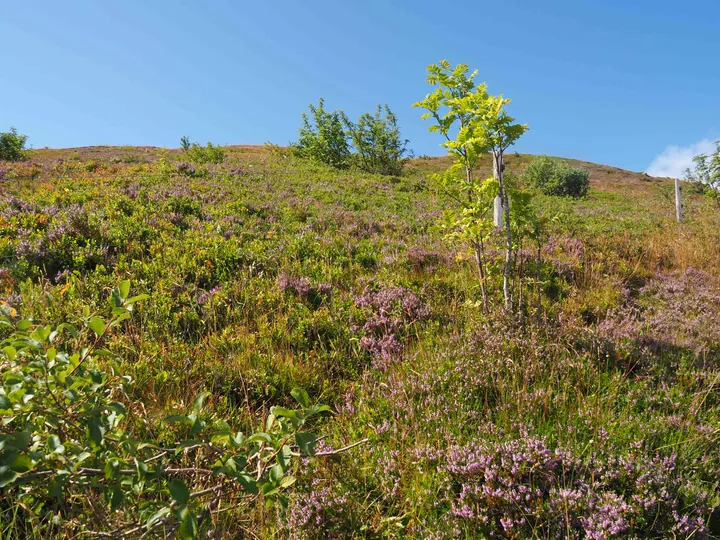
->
180;137;225;164
345;105;411;176
524;155;589;197
0;283;327;537
0;127;29;162
292;100;411;175
292;98;351;169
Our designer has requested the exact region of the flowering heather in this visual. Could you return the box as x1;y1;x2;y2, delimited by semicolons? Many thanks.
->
278;273;333;308
599;267;720;361
395;435;710;539
405;245;442;272
175;161;196;176
352;284;430;368
544;235;585;282
285;481;359;540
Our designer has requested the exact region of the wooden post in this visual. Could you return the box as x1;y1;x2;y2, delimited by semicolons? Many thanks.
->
675;178;683;222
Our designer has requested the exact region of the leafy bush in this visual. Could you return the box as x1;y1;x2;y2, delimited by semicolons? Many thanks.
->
292;100;411;175
292;98;351;169
0;127;29;162
345;105;411;176
180;137;225;164
524;155;589;197
0;282;327;537
685;139;720;205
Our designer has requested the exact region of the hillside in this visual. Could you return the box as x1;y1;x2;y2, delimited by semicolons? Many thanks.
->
1;145;719;538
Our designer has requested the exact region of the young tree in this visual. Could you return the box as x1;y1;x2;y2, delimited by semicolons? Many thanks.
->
0;127;29;162
684;140;720;207
414;60;528;310
344;105;411;176
292;98;351;169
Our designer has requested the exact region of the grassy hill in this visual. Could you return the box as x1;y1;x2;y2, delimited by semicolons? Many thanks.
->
1;146;719;538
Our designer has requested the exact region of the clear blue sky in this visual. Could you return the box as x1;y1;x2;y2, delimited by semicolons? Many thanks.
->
2;0;718;173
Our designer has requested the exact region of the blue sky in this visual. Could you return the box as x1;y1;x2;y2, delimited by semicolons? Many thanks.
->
1;0;718;174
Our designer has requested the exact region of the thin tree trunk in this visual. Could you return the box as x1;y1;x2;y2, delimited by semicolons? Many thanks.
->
518;238;524;325
474;238;489;313
494;149;513;311
536;242;542;325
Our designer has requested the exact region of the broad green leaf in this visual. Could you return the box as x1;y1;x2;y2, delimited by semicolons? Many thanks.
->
269;463;284;483
118;280;131;299
16;320;31;331
237;473;258;494
10;454;33;472
279;475;297;488
168;478;189;505
88;316;105;337
190;391;211;415
87;417;105;446
161;414;192;426
145;506;171;528
0;395;11;411
0;468;18;487
179;510;198;540
110;484;123;510
295;432;317;455
246;432;272;444
48;435;65;455
290;388;310;408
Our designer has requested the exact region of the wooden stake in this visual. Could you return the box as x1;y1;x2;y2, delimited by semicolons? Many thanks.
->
675;178;683;222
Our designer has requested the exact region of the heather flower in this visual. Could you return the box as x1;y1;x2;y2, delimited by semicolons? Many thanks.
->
278;273;332;308
352;284;430;368
175;161;195;176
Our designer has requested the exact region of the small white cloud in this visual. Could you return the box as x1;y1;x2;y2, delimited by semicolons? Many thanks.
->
646;139;717;178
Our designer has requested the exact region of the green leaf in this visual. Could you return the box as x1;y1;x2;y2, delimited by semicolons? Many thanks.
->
269;463;284;483
168;478;189;505
295;432;317;455
10;454;33;472
145;506;171;528
0;468;18;487
109;484;123;510
0;395;11;411
16;320;31;331
270;406;296;419
118;280;131;300
279;475;297;489
190;391;211;415
2;346;16;360
246;432;272;444
161;414;192;426
87;417;105;447
179;510;198;540
48;435;65;455
290;388;310;408
237;473;258;494
88;316;105;337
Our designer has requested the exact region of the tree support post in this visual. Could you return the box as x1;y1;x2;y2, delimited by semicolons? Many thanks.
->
675;178;683;222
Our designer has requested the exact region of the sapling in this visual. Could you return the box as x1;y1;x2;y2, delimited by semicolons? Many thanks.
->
414;60;528;310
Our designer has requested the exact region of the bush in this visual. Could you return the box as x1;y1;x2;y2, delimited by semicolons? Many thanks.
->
345;105;411;176
0;282;328;537
0;127;29;162
524;155;589;197
292;99;411;175
180;137;225;164
292;98;351;169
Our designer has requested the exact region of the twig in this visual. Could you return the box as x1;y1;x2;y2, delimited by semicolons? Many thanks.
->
315;438;370;456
